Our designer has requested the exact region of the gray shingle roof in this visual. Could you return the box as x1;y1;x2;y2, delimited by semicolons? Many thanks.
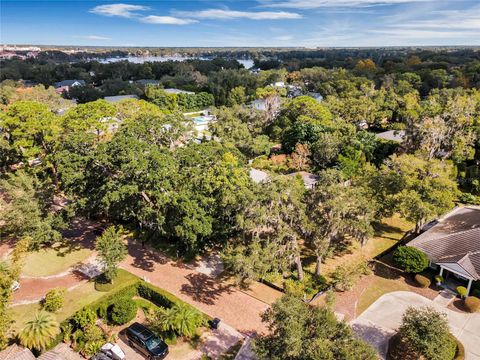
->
104;95;139;103
249;168;269;183
375;130;406;142
287;171;319;189
408;206;480;280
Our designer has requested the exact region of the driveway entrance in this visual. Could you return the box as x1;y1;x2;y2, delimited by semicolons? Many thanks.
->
351;291;480;360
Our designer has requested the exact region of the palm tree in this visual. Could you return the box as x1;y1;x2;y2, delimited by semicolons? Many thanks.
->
171;304;204;337
154;304;204;337
19;312;59;350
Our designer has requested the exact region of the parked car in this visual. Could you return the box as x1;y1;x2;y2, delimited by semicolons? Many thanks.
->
11;281;20;291
126;322;169;359
92;343;126;360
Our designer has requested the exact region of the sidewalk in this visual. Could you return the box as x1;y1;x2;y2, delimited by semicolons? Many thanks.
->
120;241;270;335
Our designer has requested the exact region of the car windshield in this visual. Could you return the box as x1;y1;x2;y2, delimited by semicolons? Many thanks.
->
145;337;161;351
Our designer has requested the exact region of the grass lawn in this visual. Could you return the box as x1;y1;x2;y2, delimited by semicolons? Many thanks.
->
22;245;93;277
169;339;199;359
356;276;410;315
10;269;139;333
305;214;412;278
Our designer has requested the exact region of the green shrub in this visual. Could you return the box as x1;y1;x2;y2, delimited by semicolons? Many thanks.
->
283;278;305;296
331;260;371;292
459;192;480;205
464;296;480;313
43;288;66;312
454;335;465;360
72;308;97;330
434;275;444;284
393;246;429;273
398;306;457;360
457;286;467;298
111;298;137;325
414;274;431;288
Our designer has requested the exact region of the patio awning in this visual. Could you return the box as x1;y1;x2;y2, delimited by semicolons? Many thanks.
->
437;262;475;280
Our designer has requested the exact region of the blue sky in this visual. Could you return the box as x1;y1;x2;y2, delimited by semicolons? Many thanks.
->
1;0;479;47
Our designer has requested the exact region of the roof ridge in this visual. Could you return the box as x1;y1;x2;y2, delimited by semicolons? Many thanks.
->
421;226;480;243
458;255;480;279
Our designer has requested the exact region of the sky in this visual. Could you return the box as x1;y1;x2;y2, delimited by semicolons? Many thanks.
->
1;0;479;47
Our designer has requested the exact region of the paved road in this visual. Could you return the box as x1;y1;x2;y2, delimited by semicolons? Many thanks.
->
351;291;480;360
120;241;269;335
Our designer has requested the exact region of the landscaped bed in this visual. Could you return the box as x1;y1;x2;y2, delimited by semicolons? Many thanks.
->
10;269;138;333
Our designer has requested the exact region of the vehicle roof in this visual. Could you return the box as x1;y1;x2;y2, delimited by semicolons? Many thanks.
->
127;322;154;341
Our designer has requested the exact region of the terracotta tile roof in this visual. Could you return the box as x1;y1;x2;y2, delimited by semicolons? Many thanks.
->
37;344;82;360
0;345;36;360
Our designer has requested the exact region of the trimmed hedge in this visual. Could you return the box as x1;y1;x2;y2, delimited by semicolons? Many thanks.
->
464;296;480;313
414;274;431;288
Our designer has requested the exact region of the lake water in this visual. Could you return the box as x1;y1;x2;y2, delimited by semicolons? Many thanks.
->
98;55;254;69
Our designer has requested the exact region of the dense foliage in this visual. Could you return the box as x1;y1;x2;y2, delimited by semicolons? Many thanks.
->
395;306;457;360
43;288;66;312
254;294;377;360
1;48;479;353
393;246;429;273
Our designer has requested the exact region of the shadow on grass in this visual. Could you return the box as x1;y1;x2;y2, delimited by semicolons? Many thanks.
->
373;221;403;238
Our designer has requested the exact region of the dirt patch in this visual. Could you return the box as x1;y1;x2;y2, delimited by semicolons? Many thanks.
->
12;271;89;304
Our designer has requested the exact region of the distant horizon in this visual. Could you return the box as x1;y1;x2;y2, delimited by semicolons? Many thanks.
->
3;44;480;50
1;0;479;47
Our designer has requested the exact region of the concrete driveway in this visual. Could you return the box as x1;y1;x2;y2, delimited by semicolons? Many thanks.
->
351;291;480;360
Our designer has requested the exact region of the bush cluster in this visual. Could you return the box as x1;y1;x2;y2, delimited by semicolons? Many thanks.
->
111;298;137;325
414;274;431;288
393;246;429;273
457;286;467;298
43;288;66;312
464;296;480;313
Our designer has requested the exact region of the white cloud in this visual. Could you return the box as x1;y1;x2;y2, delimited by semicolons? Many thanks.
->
274;35;294;41
90;3;149;18
141;16;198;25
261;0;429;9
74;35;111;40
174;9;302;20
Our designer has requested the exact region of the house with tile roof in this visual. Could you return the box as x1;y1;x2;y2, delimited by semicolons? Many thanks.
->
0;344;36;360
407;206;480;296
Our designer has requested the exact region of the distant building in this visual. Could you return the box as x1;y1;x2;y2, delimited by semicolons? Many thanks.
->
104;94;139;103
164;88;195;95
136;79;160;86
270;81;286;88
287;171;320;190
250;99;267;111
249;168;269;184
53;79;86;93
307;92;323;102
375;130;406;142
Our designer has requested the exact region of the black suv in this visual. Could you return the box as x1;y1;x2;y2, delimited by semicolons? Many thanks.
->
126;322;169;359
